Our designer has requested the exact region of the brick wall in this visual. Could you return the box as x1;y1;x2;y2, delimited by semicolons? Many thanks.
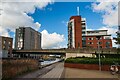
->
64;63;120;71
70;16;82;48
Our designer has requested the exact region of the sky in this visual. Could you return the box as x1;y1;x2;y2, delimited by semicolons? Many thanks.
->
0;0;119;49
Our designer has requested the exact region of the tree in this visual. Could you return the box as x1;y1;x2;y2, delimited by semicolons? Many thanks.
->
114;31;120;45
114;29;120;53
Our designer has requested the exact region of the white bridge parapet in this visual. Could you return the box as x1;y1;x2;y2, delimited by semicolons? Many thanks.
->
65;53;94;59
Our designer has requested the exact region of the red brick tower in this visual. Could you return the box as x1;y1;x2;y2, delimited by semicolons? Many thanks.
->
68;16;82;48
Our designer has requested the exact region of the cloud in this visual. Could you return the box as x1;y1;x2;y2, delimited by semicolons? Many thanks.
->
0;26;10;37
0;0;57;48
41;30;65;49
91;0;119;47
0;0;67;49
92;1;118;27
98;26;117;34
47;7;53;11
61;20;68;26
0;0;53;36
86;28;94;31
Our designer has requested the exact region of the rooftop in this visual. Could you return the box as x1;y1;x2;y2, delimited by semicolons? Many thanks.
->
86;30;108;32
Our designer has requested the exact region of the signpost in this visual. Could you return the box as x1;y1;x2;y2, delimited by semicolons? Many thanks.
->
96;36;101;71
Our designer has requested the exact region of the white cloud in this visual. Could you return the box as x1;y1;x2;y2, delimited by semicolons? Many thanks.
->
92;1;118;27
98;26;117;34
61;20;68;26
0;0;67;49
47;7;53;11
86;28;94;31
0;0;57;48
41;30;65;49
0;0;53;36
0;26;10;37
112;39;118;47
91;0;119;47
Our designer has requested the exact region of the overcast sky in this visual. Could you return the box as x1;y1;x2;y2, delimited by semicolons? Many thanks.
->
0;0;119;49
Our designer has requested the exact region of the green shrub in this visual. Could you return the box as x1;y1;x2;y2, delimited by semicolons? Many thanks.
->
65;57;120;65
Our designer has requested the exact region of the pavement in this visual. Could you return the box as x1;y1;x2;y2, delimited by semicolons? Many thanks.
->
16;62;120;80
64;67;119;78
39;62;64;78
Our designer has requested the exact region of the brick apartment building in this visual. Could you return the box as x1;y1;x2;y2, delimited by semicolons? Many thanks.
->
0;36;13;58
68;16;86;48
85;30;112;48
68;16;112;49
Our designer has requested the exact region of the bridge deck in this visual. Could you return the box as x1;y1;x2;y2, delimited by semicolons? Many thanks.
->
12;48;118;54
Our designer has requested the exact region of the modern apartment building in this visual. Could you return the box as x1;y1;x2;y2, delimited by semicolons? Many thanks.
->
68;15;112;49
85;30;112;48
0;36;13;58
15;27;41;50
68;16;83;48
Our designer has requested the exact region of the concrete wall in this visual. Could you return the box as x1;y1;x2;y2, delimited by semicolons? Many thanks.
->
2;50;8;58
66;53;93;59
24;28;31;49
15;27;41;50
86;30;107;36
0;37;2;58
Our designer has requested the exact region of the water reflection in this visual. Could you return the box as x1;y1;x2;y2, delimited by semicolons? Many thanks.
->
41;58;61;66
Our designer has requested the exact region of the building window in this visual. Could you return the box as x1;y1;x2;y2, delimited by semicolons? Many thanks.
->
69;22;72;27
81;23;85;25
106;42;110;48
99;42;102;45
104;36;111;40
88;38;93;40
82;41;86;47
3;45;6;49
82;32;85;34
8;41;11;45
82;37;86;40
96;37;102;40
82;27;86;29
88;42;93;44
97;46;102;48
8;46;11;49
3;40;6;44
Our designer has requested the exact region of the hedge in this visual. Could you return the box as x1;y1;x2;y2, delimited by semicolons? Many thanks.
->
65;57;120;65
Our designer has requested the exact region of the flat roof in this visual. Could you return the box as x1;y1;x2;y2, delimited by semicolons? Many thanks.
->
17;27;41;34
0;36;13;39
86;30;108;32
82;34;111;37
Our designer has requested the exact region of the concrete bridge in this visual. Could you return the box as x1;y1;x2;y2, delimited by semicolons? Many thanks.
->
12;48;119;59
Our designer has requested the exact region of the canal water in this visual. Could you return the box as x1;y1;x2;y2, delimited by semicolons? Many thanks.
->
41;58;61;66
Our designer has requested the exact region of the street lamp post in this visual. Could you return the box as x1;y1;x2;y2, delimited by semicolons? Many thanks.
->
96;36;101;71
